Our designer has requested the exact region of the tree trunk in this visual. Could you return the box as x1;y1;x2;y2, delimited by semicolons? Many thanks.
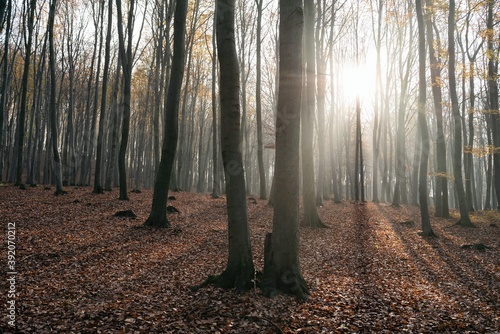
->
0;0;11;182
48;0;65;195
15;0;36;186
115;0;135;201
416;0;435;237
448;0;473;226
209;0;254;290
486;0;500;210
94;0;113;194
425;0;449;217
104;60;121;191
255;0;266;200
145;0;188;228
301;0;325;228
211;6;219;198
262;0;309;301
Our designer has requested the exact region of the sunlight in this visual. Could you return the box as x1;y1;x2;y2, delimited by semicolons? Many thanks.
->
339;62;376;105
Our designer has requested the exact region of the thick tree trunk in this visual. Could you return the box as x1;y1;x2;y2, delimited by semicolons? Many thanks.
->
210;0;254;290
262;0;309;301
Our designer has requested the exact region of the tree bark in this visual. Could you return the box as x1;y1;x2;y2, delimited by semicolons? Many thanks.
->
48;0;65;195
115;0;135;200
0;0;11;182
15;0;36;186
211;0;254;290
255;0;267;200
301;0;325;227
425;0;449;217
262;0;309;301
145;0;188;228
94;0;113;194
416;0;435;237
448;0;473;226
486;0;500;210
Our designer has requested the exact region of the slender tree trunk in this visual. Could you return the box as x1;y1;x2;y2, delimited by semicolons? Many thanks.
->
262;0;309;301
104;59;121;191
209;0;254;290
486;0;500;210
0;0;11;182
301;0;325;227
211;7;219;198
448;0;473;226
255;0;266;200
425;0;449;217
15;0;36;186
416;0;435;236
94;0;113;194
145;0;188;228
115;0;135;201
48;0;65;195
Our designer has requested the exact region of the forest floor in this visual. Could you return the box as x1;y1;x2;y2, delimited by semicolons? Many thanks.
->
0;185;499;333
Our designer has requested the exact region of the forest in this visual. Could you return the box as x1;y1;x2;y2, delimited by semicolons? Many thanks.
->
0;0;499;332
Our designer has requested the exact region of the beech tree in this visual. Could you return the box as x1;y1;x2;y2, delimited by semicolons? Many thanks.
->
262;0;309;301
211;0;254;290
425;0;449;217
416;0;435;237
47;0;65;195
486;0;500;210
301;0;325;227
14;0;36;186
448;0;473;226
145;0;188;228
93;0;113;194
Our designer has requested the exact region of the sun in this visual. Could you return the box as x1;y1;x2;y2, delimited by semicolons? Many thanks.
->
339;63;376;105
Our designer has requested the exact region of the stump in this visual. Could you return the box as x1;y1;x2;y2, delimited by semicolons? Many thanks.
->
113;210;137;218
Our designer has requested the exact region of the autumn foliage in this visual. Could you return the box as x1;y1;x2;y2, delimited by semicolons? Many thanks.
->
1;186;499;333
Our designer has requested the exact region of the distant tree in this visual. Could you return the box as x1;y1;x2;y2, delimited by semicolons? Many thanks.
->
392;0;413;207
255;0;267;200
302;0;326;227
262;0;309;300
80;0;104;186
145;0;188;228
448;0;473;226
425;0;449;217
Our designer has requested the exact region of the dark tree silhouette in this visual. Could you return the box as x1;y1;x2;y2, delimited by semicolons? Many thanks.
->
145;0;188;228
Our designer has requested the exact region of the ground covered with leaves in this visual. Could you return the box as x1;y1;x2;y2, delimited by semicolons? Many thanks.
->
1;185;499;333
